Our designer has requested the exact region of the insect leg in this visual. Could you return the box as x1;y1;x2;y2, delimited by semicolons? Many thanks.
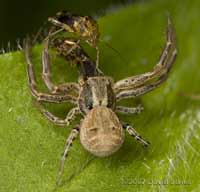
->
48;16;73;33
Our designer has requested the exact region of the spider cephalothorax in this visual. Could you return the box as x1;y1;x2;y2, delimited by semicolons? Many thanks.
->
25;12;177;183
78;77;116;113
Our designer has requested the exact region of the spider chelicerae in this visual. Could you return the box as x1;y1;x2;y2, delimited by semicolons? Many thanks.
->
25;11;177;183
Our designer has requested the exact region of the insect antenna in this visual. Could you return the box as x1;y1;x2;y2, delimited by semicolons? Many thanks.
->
44;28;65;41
179;92;200;100
99;38;129;64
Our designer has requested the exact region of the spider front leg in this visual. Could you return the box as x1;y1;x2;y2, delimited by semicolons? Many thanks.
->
41;106;80;126
116;105;144;115
114;17;177;92
122;123;150;147
56;126;79;185
25;38;77;104
116;75;167;101
42;37;80;94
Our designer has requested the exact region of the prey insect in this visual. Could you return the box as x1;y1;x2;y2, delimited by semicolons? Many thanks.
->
25;12;177;184
48;11;100;68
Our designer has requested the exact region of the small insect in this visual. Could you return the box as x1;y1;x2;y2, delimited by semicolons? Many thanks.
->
48;11;100;67
25;13;177;184
52;37;100;78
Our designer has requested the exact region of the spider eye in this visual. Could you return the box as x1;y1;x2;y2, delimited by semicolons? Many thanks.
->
85;16;90;21
89;127;98;132
112;127;116;131
87;104;93;110
80;25;85;33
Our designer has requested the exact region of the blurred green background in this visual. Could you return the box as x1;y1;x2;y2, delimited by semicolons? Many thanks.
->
1;0;200;192
0;0;137;50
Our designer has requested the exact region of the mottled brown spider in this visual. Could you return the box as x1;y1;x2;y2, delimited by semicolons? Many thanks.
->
25;13;177;184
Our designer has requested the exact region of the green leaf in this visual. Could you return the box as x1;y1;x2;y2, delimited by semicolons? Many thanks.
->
1;0;200;191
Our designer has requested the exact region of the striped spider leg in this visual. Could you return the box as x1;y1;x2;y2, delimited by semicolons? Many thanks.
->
114;17;177;101
113;17;177;145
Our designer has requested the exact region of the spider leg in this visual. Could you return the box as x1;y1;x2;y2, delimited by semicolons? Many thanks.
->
52;83;79;95
42;37;80;94
56;126;79;185
114;17;177;92
25;38;77;104
116;105;144;115
116;75;168;101
122;123;150;147
41;106;80;126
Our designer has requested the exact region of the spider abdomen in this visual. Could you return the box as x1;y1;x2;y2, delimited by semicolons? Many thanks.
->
80;106;124;157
